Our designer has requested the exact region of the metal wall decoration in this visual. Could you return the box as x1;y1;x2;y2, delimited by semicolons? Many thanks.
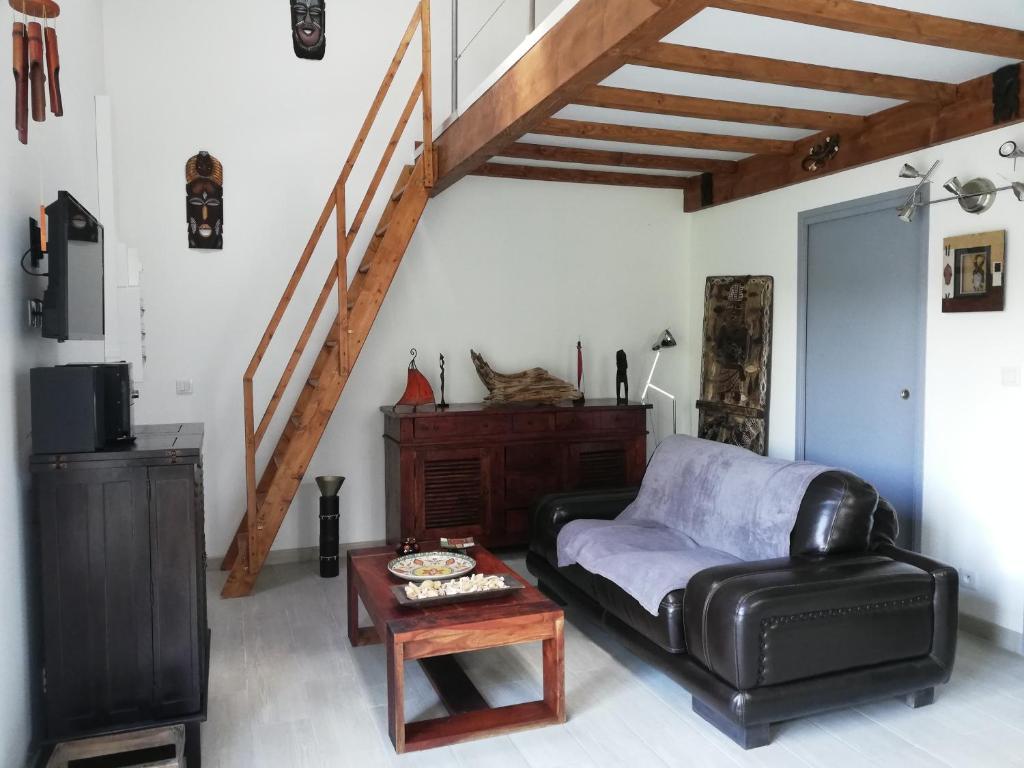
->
696;276;774;455
185;151;224;250
291;0;326;60
942;230;1006;313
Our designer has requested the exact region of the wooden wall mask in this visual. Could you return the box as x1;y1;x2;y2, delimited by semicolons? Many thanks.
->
291;0;326;60
185;151;223;250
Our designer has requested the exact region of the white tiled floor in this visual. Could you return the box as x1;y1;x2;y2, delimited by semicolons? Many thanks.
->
204;558;1024;768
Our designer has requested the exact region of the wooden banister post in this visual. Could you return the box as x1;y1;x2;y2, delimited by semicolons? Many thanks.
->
421;0;435;188
242;377;258;573
335;184;349;375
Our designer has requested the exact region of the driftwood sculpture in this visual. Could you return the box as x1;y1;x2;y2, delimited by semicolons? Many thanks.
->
471;350;581;405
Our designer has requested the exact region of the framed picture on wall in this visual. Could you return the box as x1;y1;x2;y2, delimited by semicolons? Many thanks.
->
942;230;1005;313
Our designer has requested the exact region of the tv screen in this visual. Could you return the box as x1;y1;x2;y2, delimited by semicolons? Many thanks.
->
42;192;104;342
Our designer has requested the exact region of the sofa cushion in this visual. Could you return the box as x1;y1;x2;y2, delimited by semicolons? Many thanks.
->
790;470;881;556
592;575;689;654
618;435;831;563
526;553;689;654
557;518;740;615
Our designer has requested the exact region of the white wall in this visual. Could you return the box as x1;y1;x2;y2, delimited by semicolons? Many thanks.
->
0;1;108;763
685;128;1024;635
99;2;689;560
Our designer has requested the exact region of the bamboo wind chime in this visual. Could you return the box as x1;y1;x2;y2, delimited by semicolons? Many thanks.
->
10;0;62;145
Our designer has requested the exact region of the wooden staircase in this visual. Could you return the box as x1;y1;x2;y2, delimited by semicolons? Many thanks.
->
221;2;435;597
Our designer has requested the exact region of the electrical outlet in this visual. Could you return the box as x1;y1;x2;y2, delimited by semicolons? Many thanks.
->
961;570;978;591
175;380;194;396
1001;366;1022;387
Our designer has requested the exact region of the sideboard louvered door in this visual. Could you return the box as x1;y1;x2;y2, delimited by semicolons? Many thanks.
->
414;446;496;541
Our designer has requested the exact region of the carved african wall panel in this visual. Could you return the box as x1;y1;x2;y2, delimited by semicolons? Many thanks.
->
697;276;774;455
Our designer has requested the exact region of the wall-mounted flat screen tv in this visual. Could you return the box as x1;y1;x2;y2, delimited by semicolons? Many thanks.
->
41;191;105;342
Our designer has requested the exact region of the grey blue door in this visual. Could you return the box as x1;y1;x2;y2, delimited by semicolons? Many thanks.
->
798;189;928;549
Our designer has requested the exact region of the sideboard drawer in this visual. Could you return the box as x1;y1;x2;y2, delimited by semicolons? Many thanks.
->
603;410;646;432
555;410;602;431
513;413;556;433
414;415;507;439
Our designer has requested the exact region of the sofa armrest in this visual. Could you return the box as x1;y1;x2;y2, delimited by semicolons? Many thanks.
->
529;488;639;567
683;555;940;691
875;544;959;673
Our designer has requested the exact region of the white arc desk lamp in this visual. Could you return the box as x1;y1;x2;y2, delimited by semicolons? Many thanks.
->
641;329;678;435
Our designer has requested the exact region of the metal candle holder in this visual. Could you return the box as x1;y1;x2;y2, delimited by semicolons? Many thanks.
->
315;475;344;578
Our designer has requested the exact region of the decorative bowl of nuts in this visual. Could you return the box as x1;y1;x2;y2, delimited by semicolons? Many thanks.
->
391;573;525;607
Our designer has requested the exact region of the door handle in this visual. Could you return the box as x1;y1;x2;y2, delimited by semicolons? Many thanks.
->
899;389;911;400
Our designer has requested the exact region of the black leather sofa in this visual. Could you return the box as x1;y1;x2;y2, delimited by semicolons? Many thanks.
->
526;472;959;749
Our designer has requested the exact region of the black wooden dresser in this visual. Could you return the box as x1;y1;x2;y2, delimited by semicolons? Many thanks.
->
30;423;209;764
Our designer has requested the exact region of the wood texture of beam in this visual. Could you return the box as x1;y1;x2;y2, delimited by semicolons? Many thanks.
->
682;67;1024;212
630;44;957;104
500;142;738;174
431;0;711;195
710;0;1024;60
472;162;689;189
575;84;865;131
535;118;793;155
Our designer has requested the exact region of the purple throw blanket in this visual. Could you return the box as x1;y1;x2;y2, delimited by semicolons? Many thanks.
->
557;435;832;615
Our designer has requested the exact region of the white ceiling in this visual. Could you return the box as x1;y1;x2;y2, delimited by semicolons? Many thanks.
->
517;133;751;162
494;1;1024;175
661;8;1021;84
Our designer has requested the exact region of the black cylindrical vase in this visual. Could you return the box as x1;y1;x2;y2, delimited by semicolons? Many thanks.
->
315;475;344;578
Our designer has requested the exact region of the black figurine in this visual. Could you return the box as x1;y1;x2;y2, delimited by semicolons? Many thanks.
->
438;353;449;409
616;350;629;405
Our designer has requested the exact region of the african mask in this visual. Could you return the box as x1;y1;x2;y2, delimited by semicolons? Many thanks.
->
291;0;326;60
185;151;223;250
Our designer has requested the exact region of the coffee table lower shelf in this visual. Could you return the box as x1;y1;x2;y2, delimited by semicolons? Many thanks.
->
347;546;566;754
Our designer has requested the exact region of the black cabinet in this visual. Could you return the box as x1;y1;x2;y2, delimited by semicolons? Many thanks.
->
31;424;208;750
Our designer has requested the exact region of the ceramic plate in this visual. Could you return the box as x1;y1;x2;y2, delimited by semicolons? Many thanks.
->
387;551;476;582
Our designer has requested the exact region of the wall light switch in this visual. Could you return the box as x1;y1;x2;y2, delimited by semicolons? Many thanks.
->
1001;367;1021;388
176;380;194;396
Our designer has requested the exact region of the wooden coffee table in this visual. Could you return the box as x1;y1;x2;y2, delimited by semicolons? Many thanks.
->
347;544;566;753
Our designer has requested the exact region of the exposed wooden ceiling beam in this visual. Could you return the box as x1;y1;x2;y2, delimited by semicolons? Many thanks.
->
710;0;1024;60
629;44;957;104
472;162;689;190
575;84;865;131
683;65;1024;211
431;0;711;195
501;142;738;174
535;118;793;155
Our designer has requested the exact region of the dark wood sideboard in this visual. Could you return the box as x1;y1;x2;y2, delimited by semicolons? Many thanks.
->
382;400;651;547
31;423;208;764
